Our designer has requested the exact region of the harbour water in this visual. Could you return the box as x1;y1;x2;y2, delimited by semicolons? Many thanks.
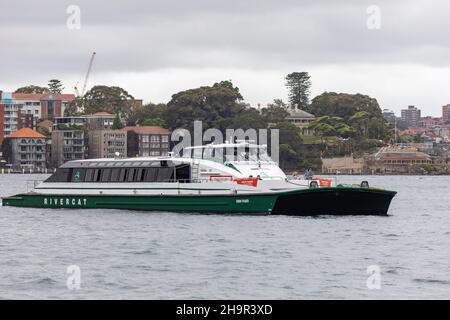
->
0;174;449;299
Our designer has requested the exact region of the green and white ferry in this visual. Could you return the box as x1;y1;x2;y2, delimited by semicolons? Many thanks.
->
1;142;397;215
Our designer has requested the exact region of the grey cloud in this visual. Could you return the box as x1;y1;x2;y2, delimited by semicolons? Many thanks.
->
1;0;450;81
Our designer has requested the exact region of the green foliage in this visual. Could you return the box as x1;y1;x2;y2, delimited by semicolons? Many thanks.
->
48;79;64;94
82;85;135;117
273;121;304;169
15;85;49;94
163;80;244;132
112;114;124;130
127;103;167;126
285;72;311;108
142;118;165;127
308;92;391;141
65;97;83;116
229;107;267;130
309;116;354;138
261;100;289;124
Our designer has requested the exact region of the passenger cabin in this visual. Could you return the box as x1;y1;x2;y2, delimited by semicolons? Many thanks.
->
45;160;191;183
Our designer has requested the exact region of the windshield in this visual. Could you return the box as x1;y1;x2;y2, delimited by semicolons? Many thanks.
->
189;146;273;162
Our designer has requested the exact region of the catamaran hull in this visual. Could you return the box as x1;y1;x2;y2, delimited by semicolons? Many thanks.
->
2;187;396;216
1;193;278;214
272;187;397;216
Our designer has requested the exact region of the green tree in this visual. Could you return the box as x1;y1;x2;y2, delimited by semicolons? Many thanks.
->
47;79;64;94
309;92;391;141
65;97;83;116
273;121;304;170
285;72;311;109
15;85;49;94
261;100;290;125
127;103;167;126
163;80;243;132
142;118;165;127
229;107;267;130
82;85;136;118
112;114;124;129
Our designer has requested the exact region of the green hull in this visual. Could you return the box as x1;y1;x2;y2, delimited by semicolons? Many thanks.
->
1;193;278;214
1;187;397;216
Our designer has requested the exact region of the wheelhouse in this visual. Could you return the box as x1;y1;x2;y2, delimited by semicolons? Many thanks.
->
186;142;274;163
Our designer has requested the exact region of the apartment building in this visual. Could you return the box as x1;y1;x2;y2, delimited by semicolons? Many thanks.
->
88;129;127;159
122;126;170;157
2;128;47;170
50;130;86;167
401;105;421;128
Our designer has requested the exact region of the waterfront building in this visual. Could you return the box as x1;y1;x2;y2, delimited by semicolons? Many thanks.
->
53;116;86;130
443;104;450;124
321;156;364;174
286;105;315;135
12;92;75;119
2;128;47;170
84;112;116;130
382;109;396;124
53;112;117;131
88;129;127;159
401;105;421;128
418;116;439;128
50;130;86;167
0;91;75;143
365;146;432;174
122;126;170;157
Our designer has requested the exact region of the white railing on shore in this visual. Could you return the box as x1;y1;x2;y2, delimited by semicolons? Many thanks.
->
0;168;54;174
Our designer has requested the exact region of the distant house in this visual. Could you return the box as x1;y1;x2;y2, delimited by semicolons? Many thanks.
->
2;128;47;170
286;106;315;135
321;156;364;174
365;146;432;174
122;126;171;157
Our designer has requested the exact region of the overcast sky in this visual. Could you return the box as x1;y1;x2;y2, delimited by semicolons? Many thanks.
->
1;0;449;116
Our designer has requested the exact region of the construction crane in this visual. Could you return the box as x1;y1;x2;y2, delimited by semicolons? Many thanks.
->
74;52;96;97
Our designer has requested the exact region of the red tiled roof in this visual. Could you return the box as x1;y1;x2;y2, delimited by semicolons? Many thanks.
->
93;112;113;116
5;128;46;139
122;126;170;134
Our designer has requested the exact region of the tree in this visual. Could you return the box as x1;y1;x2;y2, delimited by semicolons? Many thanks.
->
126;103;167;126
272;121;304;170
285;72;311;109
309;92;391;141
47;79;64;94
229;107;267;130
82;85;136;117
112;114;124;130
65;97;83;116
261;100;290;125
163;80;243;132
15;85;49;94
142;118;165;127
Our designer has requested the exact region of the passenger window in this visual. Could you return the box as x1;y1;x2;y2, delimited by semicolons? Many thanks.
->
101;169;111;182
85;169;94;182
127;168;136;182
119;169;128;182
110;169;120;182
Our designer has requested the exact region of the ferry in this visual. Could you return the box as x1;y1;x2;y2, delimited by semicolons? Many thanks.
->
1;142;397;216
